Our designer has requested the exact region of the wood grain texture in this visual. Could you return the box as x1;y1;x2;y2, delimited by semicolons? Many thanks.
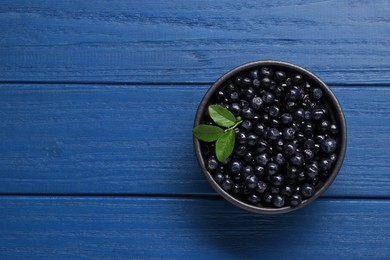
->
0;0;389;84
0;84;389;197
0;196;389;259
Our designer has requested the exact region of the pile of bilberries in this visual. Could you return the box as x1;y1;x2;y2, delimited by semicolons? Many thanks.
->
202;67;339;208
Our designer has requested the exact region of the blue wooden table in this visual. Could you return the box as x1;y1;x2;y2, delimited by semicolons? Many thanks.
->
1;1;389;258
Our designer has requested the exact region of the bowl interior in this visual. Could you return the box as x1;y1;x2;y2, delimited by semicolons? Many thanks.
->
194;60;346;214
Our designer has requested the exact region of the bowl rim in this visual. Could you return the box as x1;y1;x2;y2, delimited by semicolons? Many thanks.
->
193;60;347;214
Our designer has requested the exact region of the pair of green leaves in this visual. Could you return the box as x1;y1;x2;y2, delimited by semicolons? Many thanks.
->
193;105;242;162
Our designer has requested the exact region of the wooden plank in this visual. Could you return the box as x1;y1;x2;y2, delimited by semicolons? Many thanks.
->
0;0;389;84
0;84;389;197
0;196;389;258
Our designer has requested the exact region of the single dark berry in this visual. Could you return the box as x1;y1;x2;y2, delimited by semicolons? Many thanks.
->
267;128;281;140
244;152;254;163
256;153;270;167
260;67;273;78
256;181;268;194
263;92;275;104
253;79;261;88
292;74;303;84
307;163;319;179
225;83;237;93
242;165;254;178
283;127;296;140
311;88;323;100
262;193;273;204
267;162;279;176
313;143;321;153
312;108;325;120
270;186;280;194
213;173;224;184
254;123;267;137
234;145;247;157
216;90;226;101
242;77;251;86
261;114;270;123
284;77;292;87
286;166;299;179
230;103;241;116
274;71;286;82
242;107;255;119
303;149;314;161
315;134;327;143
272;194;285;208
329;153;337;164
245;174;259;190
240;99;250;108
246;133;259;147
321;138;337;153
254;166;265;177
256;139;270;154
292;121;302;131
283;142;297;156
243;87;255;100
301;183;315;198
289;193;302;207
237;131;247;145
285;101;297;112
272;174;284;187
304;110;312;120
250;69;260;79
303;81;312;90
251;96;263;110
248;194;261;204
303;139;315;149
233;183;241;194
280;113;293;125
303;122;315;135
294;108;305;121
261;77;271;88
274;86;284;97
230;91;240;102
221;179;233;191
287;87;304;101
330;124;338;135
290;153;304;166
269;106;281;117
281;185;294;197
241;120;253;132
230;160;243;174
207;156;219;171
274;139;284;152
274;153;286;166
253;114;260;123
319;120;331;132
319;158;332;171
235;76;243;86
269;118;280;128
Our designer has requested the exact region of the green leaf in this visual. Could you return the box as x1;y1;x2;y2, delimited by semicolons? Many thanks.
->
192;124;224;142
215;130;235;162
208;105;236;128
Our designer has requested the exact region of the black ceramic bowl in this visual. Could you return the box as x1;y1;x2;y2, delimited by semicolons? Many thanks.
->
194;60;346;214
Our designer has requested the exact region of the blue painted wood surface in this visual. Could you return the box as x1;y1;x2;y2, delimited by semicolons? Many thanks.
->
0;0;389;84
0;0;389;258
0;197;389;259
0;85;390;197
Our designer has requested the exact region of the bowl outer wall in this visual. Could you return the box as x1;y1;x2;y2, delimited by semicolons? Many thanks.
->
193;60;347;214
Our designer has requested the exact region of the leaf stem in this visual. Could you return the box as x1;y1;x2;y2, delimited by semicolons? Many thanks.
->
224;120;243;132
